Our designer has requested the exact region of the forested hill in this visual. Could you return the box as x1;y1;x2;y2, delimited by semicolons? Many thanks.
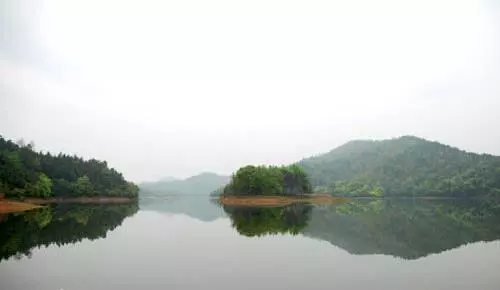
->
299;136;500;197
139;172;229;196
0;136;138;198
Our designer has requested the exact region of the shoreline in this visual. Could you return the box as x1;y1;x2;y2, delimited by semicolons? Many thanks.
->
0;199;42;214
0;196;136;214
24;196;136;205
218;195;348;207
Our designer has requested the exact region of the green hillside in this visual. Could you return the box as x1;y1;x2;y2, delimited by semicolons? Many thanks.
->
299;136;500;197
0;136;138;198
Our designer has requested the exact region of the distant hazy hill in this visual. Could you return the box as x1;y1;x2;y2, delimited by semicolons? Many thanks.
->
139;173;228;221
299;136;500;197
139;172;230;196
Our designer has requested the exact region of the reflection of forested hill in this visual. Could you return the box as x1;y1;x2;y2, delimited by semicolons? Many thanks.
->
304;199;500;259
223;200;500;260
0;203;138;261
139;196;224;222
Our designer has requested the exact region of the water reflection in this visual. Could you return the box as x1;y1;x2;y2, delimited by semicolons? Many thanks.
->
3;198;500;264
222;203;313;236
222;199;500;259
140;195;223;221
0;203;138;261
1;198;499;290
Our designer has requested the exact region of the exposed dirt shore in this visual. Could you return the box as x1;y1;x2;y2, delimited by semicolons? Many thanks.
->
0;199;41;214
24;196;135;205
0;194;135;214
218;195;348;207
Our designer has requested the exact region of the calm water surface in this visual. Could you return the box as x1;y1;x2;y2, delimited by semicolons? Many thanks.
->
1;198;499;290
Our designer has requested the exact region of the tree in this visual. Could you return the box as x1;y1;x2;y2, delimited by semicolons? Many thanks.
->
37;173;53;197
74;175;94;196
223;165;312;196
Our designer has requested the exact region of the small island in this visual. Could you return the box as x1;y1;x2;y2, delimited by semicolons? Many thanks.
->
218;164;341;206
0;135;139;213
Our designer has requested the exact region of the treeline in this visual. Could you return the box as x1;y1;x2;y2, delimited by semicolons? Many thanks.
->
0;136;138;198
222;164;312;196
300;136;500;197
0;203;138;261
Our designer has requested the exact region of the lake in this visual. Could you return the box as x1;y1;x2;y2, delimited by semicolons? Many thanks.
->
1;197;500;290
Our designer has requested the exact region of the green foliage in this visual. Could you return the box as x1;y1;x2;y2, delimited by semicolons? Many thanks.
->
74;175;94;195
299;136;500;197
25;173;53;197
222;165;312;196
0;135;138;198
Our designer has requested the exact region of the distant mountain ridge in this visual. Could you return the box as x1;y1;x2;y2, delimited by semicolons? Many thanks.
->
139;172;228;221
139;172;230;196
299;136;500;197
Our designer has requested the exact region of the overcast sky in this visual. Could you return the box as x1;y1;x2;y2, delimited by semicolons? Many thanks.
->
1;0;499;182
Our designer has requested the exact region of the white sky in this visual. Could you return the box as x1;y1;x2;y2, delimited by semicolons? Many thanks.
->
1;0;499;182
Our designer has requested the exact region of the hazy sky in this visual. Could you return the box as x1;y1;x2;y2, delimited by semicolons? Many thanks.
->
1;0;499;182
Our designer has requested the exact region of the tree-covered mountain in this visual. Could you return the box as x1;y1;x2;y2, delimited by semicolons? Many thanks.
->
0;136;138;198
139;172;229;196
299;136;500;197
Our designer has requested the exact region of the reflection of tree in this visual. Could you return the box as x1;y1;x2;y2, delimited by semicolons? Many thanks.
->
223;204;312;237
303;199;500;260
0;203;138;261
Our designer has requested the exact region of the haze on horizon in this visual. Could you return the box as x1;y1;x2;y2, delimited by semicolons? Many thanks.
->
1;0;499;182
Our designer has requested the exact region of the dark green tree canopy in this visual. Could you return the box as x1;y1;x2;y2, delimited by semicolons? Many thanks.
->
222;164;312;196
0;135;138;198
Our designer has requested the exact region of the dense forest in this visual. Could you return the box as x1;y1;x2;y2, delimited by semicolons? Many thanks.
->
222;165;312;196
223;199;500;259
0;203;138;261
0;136;138;198
299;136;500;197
